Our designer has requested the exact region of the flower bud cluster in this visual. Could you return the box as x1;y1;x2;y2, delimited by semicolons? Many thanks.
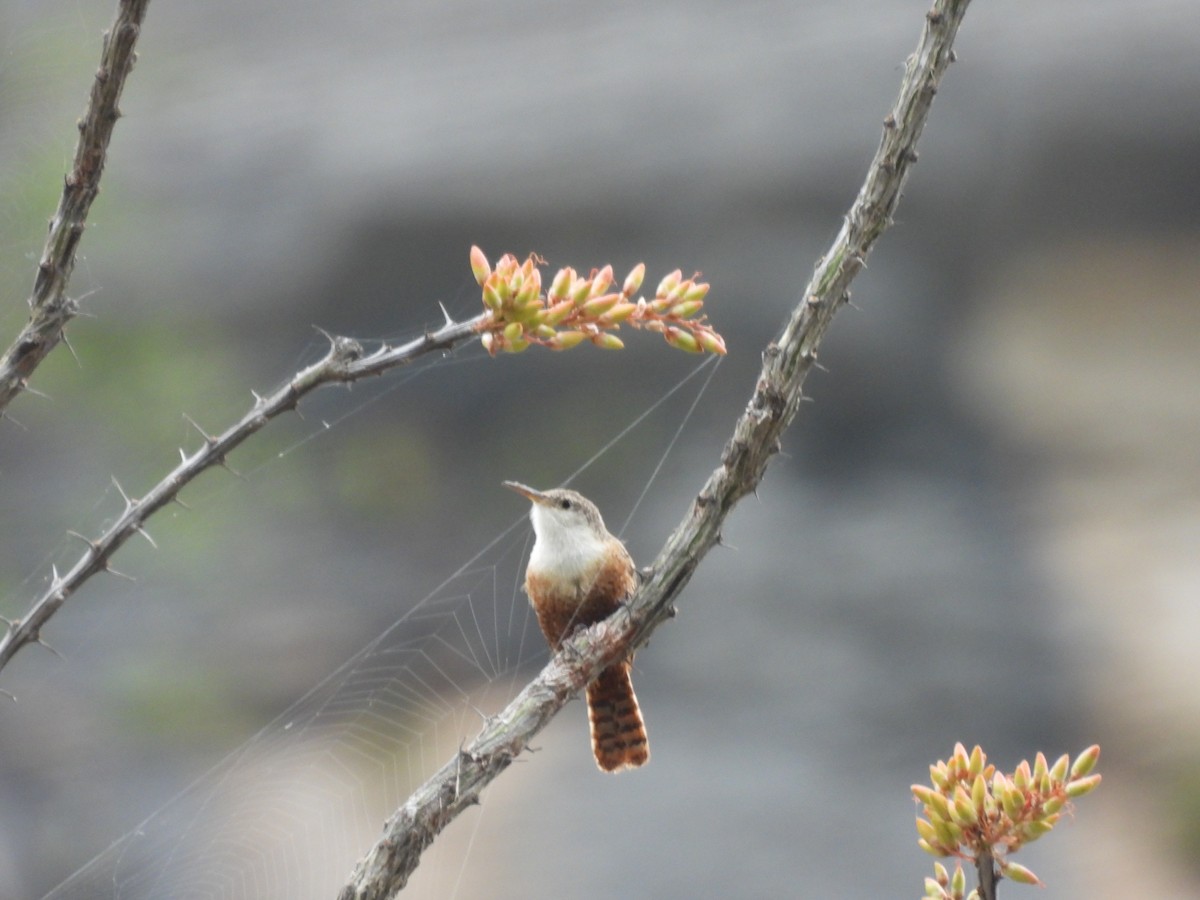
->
913;743;1101;894
469;246;727;356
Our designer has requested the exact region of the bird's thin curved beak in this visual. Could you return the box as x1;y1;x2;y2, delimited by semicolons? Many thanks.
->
502;480;551;505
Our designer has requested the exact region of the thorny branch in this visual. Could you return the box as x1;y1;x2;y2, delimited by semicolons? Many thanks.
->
0;314;488;672
338;1;973;897
0;0;151;416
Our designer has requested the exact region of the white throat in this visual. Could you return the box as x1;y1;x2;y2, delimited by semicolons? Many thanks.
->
528;505;608;580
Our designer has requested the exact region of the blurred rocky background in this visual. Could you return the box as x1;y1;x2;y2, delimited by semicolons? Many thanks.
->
1;0;1198;897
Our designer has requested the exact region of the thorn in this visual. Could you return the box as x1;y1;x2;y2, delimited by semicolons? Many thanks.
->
172;495;191;510
134;525;158;549
66;530;96;552
72;286;102;309
182;412;216;445
110;475;134;508
666;604;678;619
18;379;50;400
716;534;739;551
217;457;246;480
34;633;64;660
438;301;455;327
0;410;28;431
61;331;81;367
0;688;14;702
178;447;189;463
251;389;265;405
104;564;137;583
312;325;337;348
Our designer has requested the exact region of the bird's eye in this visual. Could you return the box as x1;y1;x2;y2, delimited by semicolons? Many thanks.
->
559;498;572;510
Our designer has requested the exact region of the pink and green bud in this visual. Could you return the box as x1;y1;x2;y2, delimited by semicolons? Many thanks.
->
549;330;586;351
535;324;557;339
1066;773;1102;798
589;265;614;297
492;275;514;307
932;813;961;848
967;745;985;777
1049;753;1070;784
482;280;504;310
670;299;705;319
970;774;986;813
493;253;518;281
591;333;624;350
650;296;674;314
505;336;530;353
599;301;638;324
950;863;965;895
514;276;541;309
681;280;710;302
480;332;497;355
951;786;976;827
929;764;949;791
543;299;576;326
1019;819;1054;842
503;322;524;342
1001;862;1042;886
924;788;952;822
549;267;574;301
1070;745;1101;779
1012;760;1030;791
570;278;594;307
911;784;939;808
1032;752;1048;783
655;268;682;299
581;293;622;317
1001;782;1024;820
1041;795;1065;816
508;266;525;297
917;838;943;858
665;327;702;353
470;245;491;286
915;817;938;846
622;263;646;296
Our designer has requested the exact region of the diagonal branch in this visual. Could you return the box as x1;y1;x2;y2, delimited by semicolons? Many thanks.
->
337;1;973;897
0;314;487;674
0;0;151;416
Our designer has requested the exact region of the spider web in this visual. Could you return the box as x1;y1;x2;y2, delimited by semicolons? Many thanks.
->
41;354;719;900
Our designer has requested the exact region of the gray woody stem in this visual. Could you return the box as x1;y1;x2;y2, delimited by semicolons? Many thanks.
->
978;849;999;900
0;0;151;416
0;315;487;672
338;1;973;897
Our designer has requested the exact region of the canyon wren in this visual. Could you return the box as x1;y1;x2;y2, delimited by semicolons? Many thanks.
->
503;481;649;773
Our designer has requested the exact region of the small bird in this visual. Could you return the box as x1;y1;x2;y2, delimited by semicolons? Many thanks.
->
504;481;649;773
